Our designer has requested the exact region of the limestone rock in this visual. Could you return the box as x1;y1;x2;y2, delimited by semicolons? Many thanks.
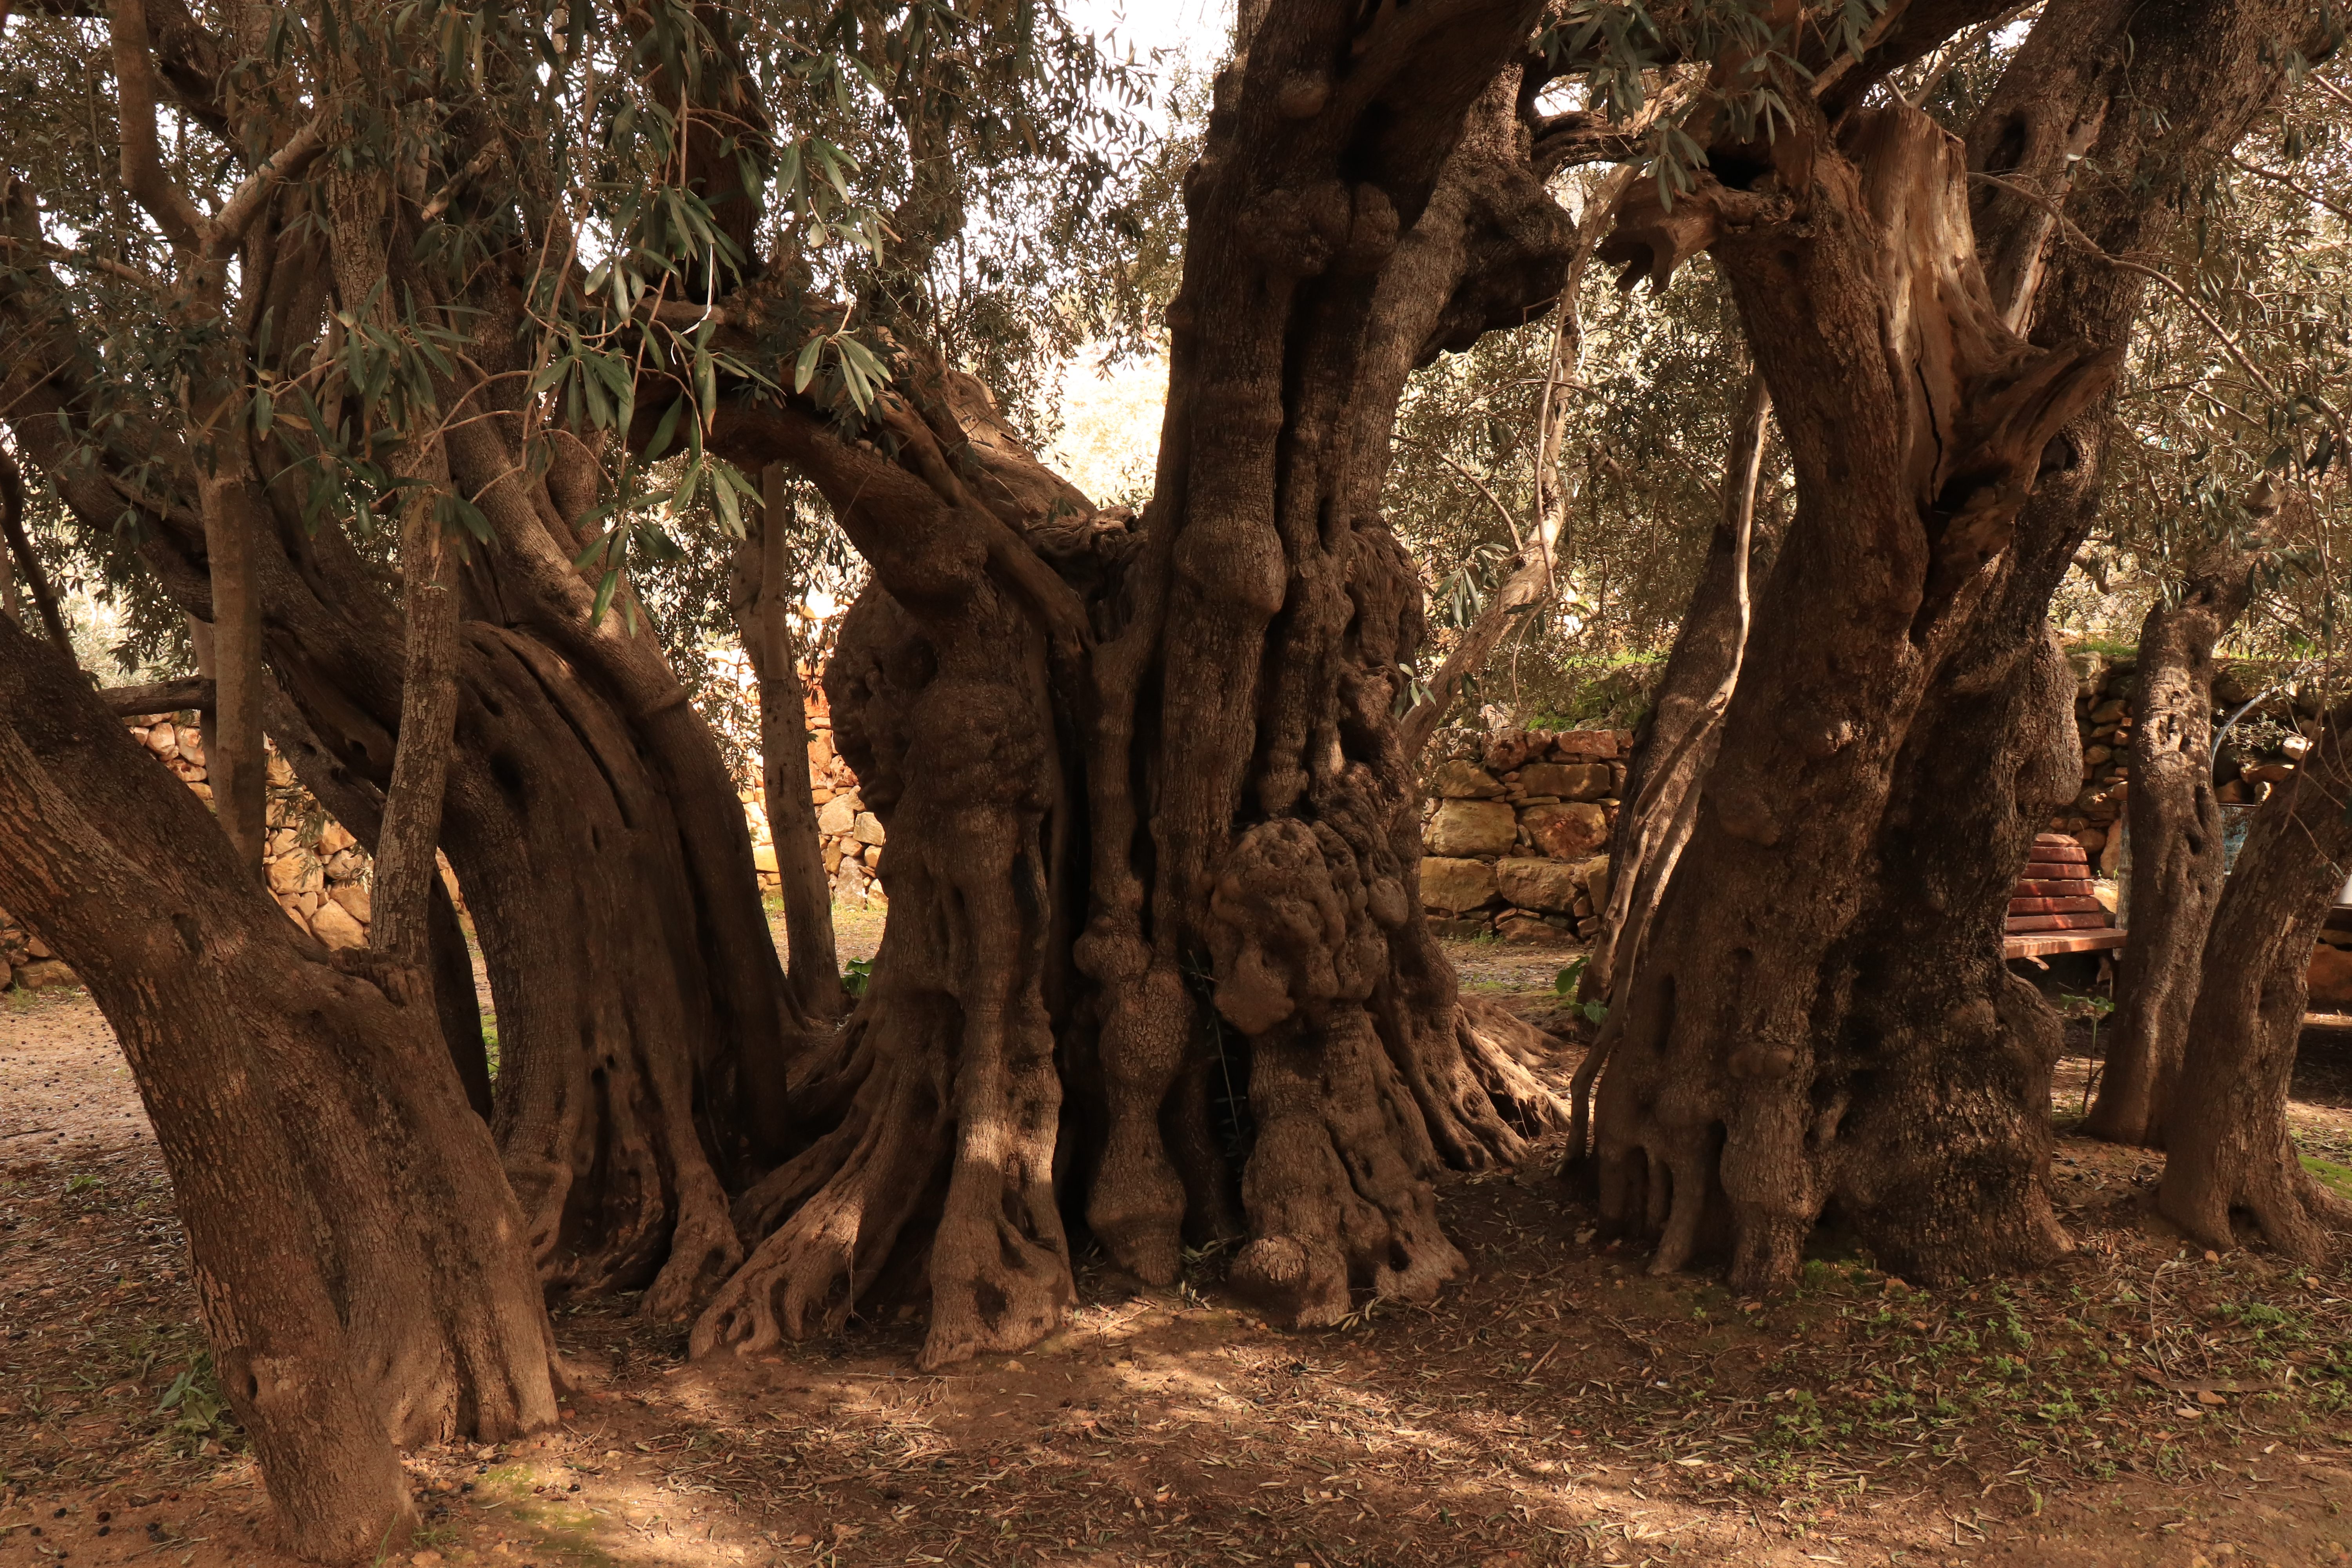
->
1495;857;1582;913
854;811;887;846
319;822;356;856
1522;801;1608;860
309;899;367;950
1496;914;1557;944
1431;760;1504;799
330;884;372;924
1424;798;1517;857
1551;731;1618;762
753;843;780;874
1575;853;1612;911
1483;730;1540;773
267;851;325;897
817;796;858;836
1419;857;1497;913
14;958;78;991
1518;762;1612;801
2311;944;2352;1011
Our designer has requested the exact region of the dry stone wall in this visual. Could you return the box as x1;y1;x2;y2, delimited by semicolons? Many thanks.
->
741;676;887;910
1418;728;1630;942
0;712;378;992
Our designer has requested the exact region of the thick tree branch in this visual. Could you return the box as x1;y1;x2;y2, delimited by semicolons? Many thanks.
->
98;675;216;715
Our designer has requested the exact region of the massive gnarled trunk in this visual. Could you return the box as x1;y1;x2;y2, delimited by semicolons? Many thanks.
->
2158;697;2352;1260
1588;96;2115;1288
0;617;559;1556
1584;0;2316;1289
693;0;1591;1367
2087;555;2260;1146
1827;0;2322;1261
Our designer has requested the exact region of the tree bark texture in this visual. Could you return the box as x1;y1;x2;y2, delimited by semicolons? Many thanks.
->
196;463;270;873
1579;371;1772;1011
2085;559;2257;1146
368;481;462;972
0;448;71;652
1589;91;2117;1289
1583;0;2317;1290
264;681;497;1120
2157;698;2352;1261
694;1;1592;1367
1831;0;2325;1265
0;616;559;1554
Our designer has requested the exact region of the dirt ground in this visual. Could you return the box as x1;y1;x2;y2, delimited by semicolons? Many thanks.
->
5;924;2352;1568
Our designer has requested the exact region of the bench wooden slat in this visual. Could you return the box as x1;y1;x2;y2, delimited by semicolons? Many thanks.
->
2004;929;2127;958
2005;911;2112;932
2007;895;2107;915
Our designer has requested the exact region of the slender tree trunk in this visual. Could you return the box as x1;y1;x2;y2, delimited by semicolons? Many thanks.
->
369;479;461;971
1581;370;1771;1007
2085;559;2257;1145
0;497;15;630
263;683;494;1118
194;459;271;873
1397;159;1639;758
0;615;560;1557
2158;696;2352;1260
729;464;841;1019
0;449;70;652
1563;373;1771;1157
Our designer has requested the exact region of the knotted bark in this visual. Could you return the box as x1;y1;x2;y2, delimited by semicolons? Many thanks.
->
2158;698;2352;1261
1590;98;2115;1290
695;0;1582;1366
2087;555;2260;1147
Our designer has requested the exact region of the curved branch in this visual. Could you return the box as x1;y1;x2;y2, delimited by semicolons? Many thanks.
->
0;449;71;653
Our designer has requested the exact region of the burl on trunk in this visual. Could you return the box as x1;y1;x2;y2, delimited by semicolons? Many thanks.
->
697;0;1573;1368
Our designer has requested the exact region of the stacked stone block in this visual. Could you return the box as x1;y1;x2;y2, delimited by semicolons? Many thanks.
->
1419;728;1628;941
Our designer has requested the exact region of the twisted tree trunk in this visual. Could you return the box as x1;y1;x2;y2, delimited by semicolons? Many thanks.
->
2158;697;2352;1260
1583;0;2316;1290
1;281;793;1323
1825;0;2322;1274
2086;557;2259;1146
0;617;559;1555
1588;96;2116;1288
695;0;1588;1367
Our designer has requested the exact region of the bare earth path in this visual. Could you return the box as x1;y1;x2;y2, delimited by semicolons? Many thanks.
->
5;925;2352;1568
